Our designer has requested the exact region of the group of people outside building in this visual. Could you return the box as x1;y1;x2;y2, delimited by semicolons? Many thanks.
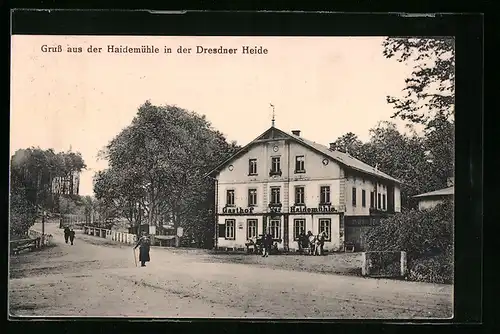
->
296;230;327;256
245;230;327;256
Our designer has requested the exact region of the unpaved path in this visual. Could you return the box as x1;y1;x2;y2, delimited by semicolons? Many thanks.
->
9;223;453;319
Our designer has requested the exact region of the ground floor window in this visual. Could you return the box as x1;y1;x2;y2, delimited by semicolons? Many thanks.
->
269;219;281;239
318;218;331;241
247;219;257;239
293;219;306;240
225;219;235;240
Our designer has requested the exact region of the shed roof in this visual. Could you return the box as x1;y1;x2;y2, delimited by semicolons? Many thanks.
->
413;186;454;198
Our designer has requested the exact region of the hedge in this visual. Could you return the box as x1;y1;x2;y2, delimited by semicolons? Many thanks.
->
363;200;454;284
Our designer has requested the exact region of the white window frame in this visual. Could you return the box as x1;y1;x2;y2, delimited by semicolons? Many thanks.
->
248;188;257;206
247;219;258;239
226;189;235;207
270;187;281;204
320;186;331;204
293;219;306;240
318;218;331;241
295;155;305;173
269;219;281;239
225;219;235;240
249;159;257;175
295;186;305;205
271;157;281;173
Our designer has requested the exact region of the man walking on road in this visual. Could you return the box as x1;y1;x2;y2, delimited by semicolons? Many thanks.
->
262;231;273;257
64;227;70;244
134;231;151;267
69;229;75;245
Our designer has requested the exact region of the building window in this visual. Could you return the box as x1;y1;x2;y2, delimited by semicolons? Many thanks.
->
270;157;281;175
270;220;281;239
226;189;235;207
247;219;257;239
248;189;257;206
270;187;281;204
249;159;257;175
352;187;357;206
319;219;331;241
370;191;375;208
378;193;381;209
293;219;306;240
320;186;331;204
362;189;366;207
383;194;386;210
225;219;235;240
295;186;305;205
295;155;305;173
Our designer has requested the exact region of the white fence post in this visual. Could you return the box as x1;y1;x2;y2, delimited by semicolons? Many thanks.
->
361;252;368;276
400;251;407;276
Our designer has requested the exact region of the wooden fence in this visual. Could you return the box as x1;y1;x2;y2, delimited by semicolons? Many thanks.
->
83;225;138;245
10;229;54;255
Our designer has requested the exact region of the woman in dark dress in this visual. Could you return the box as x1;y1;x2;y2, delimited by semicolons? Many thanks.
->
134;232;151;267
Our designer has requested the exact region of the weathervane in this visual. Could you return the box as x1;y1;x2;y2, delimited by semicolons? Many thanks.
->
270;103;275;127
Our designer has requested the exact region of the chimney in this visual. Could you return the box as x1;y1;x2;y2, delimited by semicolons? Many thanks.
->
329;143;335;151
292;130;301;136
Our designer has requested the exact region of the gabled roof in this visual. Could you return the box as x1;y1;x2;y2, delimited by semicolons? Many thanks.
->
205;126;401;183
413;186;454;198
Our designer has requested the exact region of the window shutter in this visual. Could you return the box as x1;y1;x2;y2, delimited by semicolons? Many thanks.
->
218;224;226;238
263;219;267;234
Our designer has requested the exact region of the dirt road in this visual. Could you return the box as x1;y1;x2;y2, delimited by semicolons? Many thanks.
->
9;223;453;319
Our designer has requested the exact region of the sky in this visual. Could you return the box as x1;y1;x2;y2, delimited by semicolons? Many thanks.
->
10;35;417;196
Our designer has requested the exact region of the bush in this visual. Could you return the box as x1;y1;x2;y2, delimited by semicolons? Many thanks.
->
408;246;454;284
364;201;453;258
10;192;36;238
364;201;454;283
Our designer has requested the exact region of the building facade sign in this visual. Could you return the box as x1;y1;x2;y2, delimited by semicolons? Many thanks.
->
222;206;255;214
290;205;338;213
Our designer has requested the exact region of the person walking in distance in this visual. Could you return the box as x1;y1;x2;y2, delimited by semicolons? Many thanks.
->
134;231;151;267
64;226;70;244
69;229;76;245
262;231;273;257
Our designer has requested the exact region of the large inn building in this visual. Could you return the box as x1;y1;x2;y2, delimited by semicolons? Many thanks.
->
206;125;401;252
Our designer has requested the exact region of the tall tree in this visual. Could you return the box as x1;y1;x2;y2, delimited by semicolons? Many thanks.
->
97;101;239;247
331;122;432;208
423;113;455;189
329;132;365;157
10;147;86;235
382;37;455;125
